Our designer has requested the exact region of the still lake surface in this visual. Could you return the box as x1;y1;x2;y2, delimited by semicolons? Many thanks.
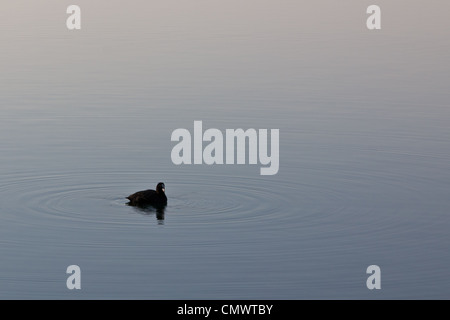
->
1;1;449;299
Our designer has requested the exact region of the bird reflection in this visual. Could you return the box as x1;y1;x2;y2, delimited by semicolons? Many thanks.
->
127;203;166;224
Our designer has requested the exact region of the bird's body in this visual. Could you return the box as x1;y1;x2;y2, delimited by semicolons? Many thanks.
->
127;182;167;207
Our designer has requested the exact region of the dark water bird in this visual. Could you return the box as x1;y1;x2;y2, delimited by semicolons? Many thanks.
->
126;182;167;208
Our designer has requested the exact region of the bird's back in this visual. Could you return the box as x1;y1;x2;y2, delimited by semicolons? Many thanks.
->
127;189;166;207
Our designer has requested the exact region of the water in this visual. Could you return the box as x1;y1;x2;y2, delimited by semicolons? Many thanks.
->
1;1;450;299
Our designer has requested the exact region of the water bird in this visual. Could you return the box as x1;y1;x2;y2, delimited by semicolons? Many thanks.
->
126;182;167;208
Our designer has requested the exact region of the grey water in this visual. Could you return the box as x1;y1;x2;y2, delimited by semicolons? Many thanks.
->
1;1;450;299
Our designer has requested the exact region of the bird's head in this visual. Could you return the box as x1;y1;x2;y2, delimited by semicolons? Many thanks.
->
156;182;165;194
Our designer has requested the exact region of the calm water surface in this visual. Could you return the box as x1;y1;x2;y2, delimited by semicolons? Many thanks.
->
0;1;449;299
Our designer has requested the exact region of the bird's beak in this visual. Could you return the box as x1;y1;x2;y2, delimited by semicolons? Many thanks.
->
162;188;165;192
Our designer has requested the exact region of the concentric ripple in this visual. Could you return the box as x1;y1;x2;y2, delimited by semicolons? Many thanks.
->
0;164;426;233
1;162;447;257
0;170;304;229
